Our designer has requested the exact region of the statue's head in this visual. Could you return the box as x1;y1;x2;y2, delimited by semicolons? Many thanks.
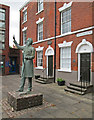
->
26;38;33;46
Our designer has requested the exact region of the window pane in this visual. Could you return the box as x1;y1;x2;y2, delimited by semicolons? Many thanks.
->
2;43;5;49
0;30;5;42
23;30;27;45
0;42;2;49
61;8;71;34
0;42;5;49
0;12;5;21
0;21;5;28
60;47;71;70
38;22;43;41
23;10;27;22
0;34;5;42
38;0;43;11
37;51;43;67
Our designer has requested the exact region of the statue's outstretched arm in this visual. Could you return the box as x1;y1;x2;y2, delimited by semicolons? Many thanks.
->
13;36;24;50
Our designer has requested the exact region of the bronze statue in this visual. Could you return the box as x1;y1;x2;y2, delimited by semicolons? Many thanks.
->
13;36;35;92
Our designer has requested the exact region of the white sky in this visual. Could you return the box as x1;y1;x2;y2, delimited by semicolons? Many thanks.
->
0;0;29;47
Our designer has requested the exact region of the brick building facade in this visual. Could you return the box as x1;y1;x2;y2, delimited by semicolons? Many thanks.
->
0;4;20;75
0;4;10;75
19;1;94;85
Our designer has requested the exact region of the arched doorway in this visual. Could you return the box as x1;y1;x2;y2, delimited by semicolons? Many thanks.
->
76;39;93;83
45;45;54;77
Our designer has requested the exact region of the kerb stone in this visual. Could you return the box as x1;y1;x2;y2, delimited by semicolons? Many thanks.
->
7;91;43;111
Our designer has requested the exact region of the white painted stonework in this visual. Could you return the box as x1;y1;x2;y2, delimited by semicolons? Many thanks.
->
36;46;44;51
22;6;28;12
76;30;93;37
35;66;43;70
36;17;44;24
22;27;27;32
59;1;73;12
45;45;54;76
76;39;93;53
45;45;54;56
58;41;73;48
36;9;44;15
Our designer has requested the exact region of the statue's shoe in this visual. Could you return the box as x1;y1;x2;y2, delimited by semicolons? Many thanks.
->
16;89;23;92
26;89;32;93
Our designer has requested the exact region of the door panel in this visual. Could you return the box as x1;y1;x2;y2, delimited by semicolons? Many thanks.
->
80;53;90;83
48;56;53;76
9;57;16;73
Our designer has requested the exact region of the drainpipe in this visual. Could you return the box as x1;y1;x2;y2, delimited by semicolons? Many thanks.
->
54;0;56;83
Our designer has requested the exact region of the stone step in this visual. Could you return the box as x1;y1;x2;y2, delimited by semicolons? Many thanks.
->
38;77;47;81
67;85;87;92
35;79;46;84
69;82;92;88
64;88;85;95
35;76;54;84
40;76;54;79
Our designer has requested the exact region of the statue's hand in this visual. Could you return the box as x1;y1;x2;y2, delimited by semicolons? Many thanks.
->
13;35;17;44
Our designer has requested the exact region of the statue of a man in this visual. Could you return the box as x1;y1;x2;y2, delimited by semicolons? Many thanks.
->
13;36;35;92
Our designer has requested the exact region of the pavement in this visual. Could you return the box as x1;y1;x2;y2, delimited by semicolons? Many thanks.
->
1;75;94;119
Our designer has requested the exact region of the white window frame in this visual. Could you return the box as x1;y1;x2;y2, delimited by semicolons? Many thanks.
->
35;46;44;69
38;0;43;12
36;18;44;41
0;8;5;50
23;30;27;45
37;51;43;68
37;22;43;41
22;27;27;45
60;47;71;72
59;1;73;35
61;8;71;34
0;8;5;21
23;10;27;23
58;41;73;72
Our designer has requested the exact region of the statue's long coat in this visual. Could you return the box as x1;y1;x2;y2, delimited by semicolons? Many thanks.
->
15;44;35;77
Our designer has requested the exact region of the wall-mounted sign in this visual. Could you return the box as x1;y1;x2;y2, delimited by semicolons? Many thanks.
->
76;30;93;37
73;59;76;63
47;41;52;45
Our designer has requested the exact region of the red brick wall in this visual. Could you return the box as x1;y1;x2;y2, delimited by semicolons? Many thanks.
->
72;2;93;31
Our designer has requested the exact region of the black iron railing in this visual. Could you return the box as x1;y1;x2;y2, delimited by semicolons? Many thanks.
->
80;68;90;93
42;67;48;79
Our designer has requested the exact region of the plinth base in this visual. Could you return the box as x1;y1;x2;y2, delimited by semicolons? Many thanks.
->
7;91;43;111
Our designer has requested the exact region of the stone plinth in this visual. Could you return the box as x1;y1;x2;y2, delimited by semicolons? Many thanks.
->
7;91;43;111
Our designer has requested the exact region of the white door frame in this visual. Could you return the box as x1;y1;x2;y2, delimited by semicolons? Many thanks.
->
45;45;54;76
76;39;93;82
78;53;80;81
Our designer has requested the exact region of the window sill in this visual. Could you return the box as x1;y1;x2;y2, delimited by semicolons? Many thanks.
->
38;39;43;42
36;9;44;15
0;28;5;31
59;32;72;37
22;20;27;24
35;67;43;70
58;69;71;72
